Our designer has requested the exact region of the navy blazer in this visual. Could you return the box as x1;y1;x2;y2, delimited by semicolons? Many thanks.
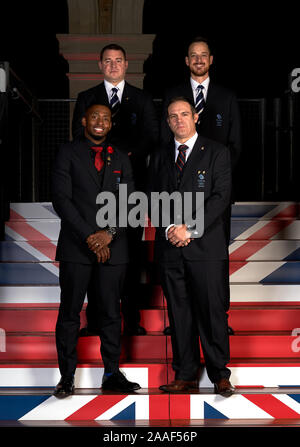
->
160;81;241;172
72;81;159;159
148;135;231;263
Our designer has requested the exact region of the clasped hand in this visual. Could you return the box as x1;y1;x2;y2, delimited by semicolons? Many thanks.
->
86;230;112;263
167;224;192;247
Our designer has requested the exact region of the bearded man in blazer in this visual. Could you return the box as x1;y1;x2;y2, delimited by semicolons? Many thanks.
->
149;97;235;396
160;36;241;171
52;104;141;397
72;44;159;336
160;36;241;336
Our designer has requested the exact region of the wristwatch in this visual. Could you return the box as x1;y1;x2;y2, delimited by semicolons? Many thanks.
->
106;226;117;240
186;223;200;238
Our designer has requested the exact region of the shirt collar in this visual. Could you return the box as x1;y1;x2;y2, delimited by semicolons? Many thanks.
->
104;79;125;96
174;132;198;151
190;76;210;92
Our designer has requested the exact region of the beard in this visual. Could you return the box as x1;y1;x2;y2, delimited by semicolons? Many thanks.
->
190;64;209;78
86;129;106;141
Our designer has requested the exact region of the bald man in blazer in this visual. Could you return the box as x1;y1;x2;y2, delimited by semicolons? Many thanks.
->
160;37;241;336
149;97;234;396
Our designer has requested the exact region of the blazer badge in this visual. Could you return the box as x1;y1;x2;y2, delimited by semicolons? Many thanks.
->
197;170;206;188
216;113;223;127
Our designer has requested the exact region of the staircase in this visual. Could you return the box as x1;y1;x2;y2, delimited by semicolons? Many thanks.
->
1;202;300;422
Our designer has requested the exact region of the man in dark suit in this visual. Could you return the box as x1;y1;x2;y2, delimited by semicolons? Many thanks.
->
149;97;234;396
72;44;159;336
161;36;241;335
52;104;141;397
160;36;241;169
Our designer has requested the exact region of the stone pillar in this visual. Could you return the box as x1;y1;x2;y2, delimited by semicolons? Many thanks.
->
112;0;144;33
98;0;113;33
60;0;154;99
67;0;100;33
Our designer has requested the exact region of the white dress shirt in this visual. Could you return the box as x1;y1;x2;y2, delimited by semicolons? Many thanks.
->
104;79;125;103
190;76;210;103
165;132;198;238
174;132;198;162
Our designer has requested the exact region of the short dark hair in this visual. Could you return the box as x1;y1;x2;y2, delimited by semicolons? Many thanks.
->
187;36;213;56
100;44;127;61
84;103;112;117
167;96;196;115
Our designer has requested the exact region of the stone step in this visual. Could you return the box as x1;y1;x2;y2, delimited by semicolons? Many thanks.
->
2;261;300;285
3;240;300;261
1;306;300;333
1;284;300;305
1;334;300;362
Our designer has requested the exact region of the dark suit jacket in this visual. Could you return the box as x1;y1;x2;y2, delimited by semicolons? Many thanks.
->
51;138;134;265
160;80;241;172
148;135;231;263
72;82;159;189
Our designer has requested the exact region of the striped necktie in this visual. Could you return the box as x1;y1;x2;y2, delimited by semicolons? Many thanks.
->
175;144;188;181
110;87;120;117
195;84;205;120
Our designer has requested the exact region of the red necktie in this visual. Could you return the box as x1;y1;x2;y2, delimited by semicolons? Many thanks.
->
91;146;104;172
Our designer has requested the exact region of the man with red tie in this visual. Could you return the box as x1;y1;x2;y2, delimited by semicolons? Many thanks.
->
52;104;141;397
73;44;159;336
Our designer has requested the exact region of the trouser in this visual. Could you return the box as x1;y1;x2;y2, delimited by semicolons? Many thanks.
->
159;259;231;383
56;261;126;377
86;227;144;330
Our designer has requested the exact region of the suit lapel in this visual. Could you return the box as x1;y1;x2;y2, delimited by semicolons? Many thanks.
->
102;152;115;189
163;142;177;190
76;141;101;188
184;82;195;104
200;82;215;123
94;83;110;107
121;82;131;103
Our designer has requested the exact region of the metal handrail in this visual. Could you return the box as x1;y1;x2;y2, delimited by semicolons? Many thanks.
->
9;67;42;122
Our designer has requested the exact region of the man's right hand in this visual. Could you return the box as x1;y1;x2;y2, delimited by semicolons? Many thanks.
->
167;225;192;247
94;245;111;263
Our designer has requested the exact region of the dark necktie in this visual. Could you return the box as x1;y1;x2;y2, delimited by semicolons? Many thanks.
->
91;146;104;172
110;87;120;117
175;144;188;181
195;84;205;120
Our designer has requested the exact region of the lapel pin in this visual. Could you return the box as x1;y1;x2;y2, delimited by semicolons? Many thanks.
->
201;146;205;150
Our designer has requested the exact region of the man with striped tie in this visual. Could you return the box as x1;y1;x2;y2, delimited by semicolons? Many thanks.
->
72;44;159;337
161;36;241;336
149;97;234;396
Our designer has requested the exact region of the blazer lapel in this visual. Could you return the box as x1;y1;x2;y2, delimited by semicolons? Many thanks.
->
184;82;195;104
200;82;216;123
120;82;131;110
94;82;110;107
163;142;177;190
76;141;101;188
102;153;114;190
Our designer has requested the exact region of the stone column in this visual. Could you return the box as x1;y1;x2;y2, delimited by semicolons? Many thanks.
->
67;0;100;33
112;0;144;33
98;0;113;33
